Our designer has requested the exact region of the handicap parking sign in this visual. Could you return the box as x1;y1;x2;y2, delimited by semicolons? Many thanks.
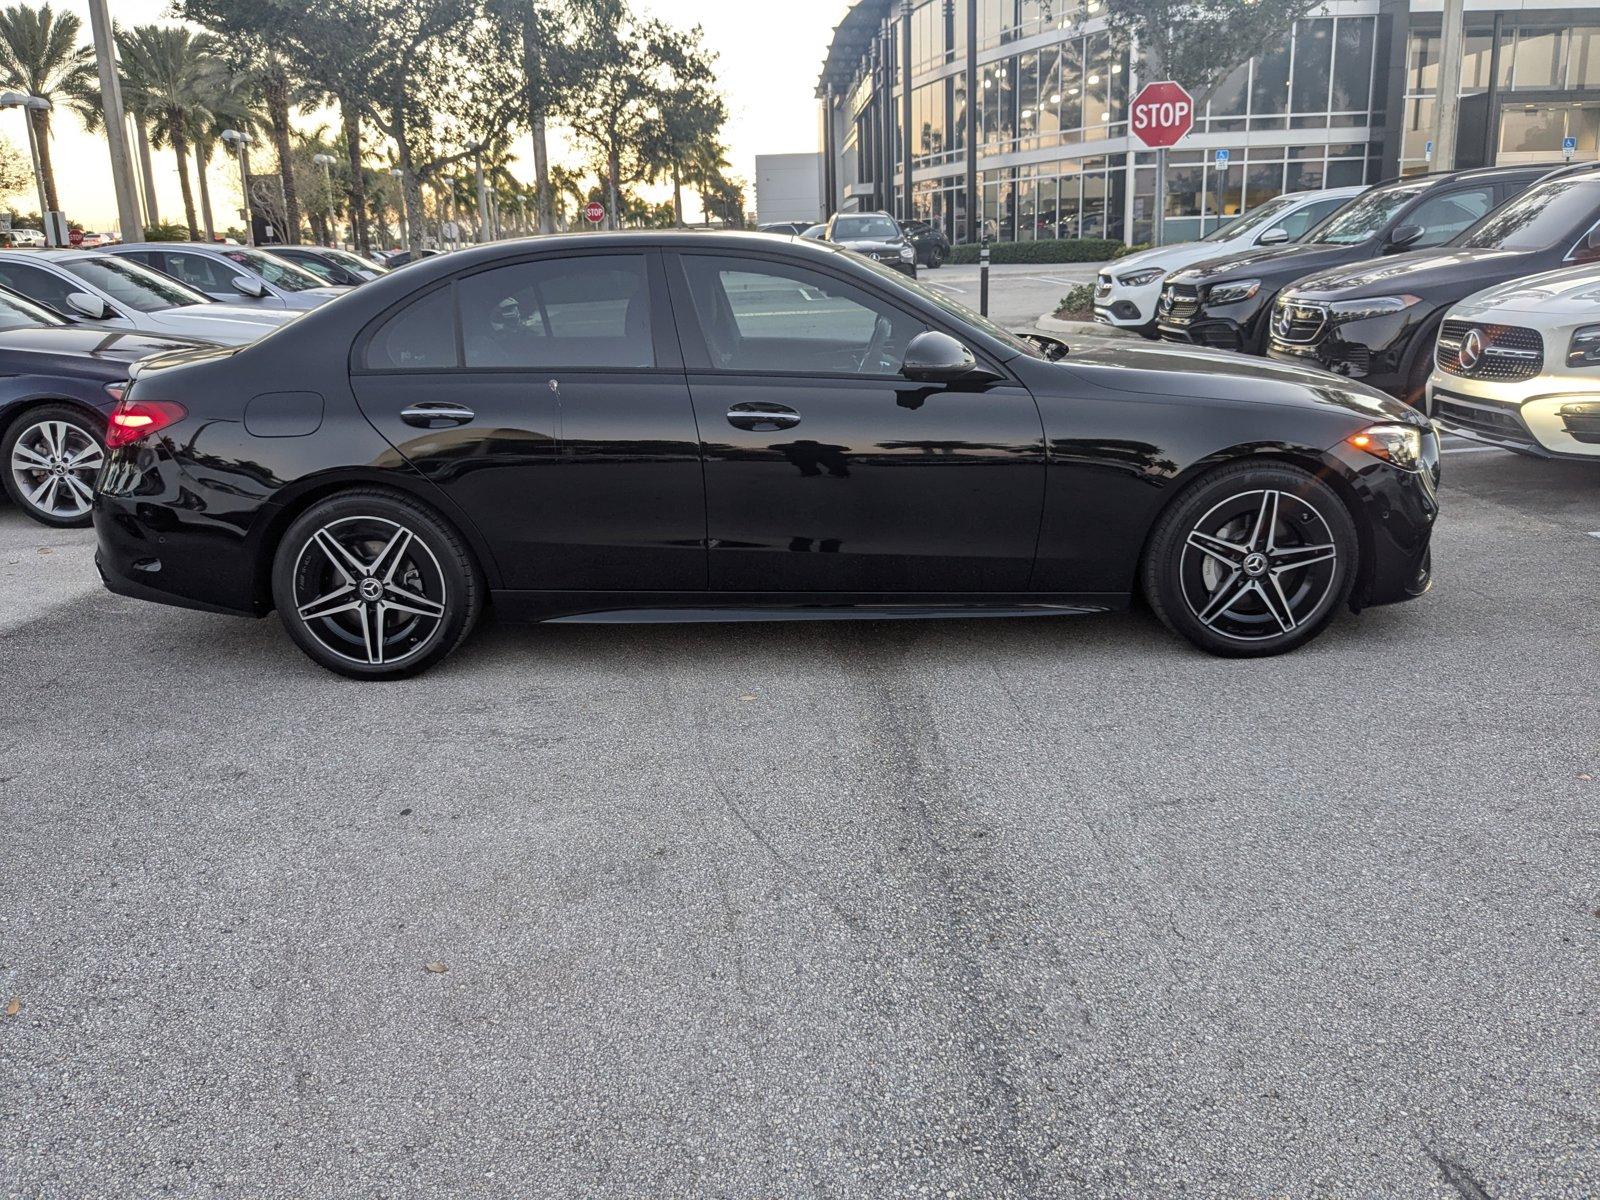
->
1564;135;1578;157
1214;149;1229;169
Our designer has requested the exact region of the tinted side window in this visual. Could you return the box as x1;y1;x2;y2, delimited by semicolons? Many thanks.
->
1273;197;1346;240
364;285;458;370
0;263;81;314
161;252;241;293
680;254;926;375
457;254;653;369
1408;187;1495;247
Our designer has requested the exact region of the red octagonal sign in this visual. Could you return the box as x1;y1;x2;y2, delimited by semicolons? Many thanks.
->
1130;81;1194;149
584;200;606;224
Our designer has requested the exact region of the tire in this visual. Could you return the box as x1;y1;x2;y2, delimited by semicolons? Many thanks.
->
1400;326;1440;408
271;489;483;680
1141;461;1359;658
2;402;104;528
929;247;944;269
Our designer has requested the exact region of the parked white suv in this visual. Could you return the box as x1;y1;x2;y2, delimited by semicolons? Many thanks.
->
0;250;299;345
1426;262;1600;460
1094;186;1366;334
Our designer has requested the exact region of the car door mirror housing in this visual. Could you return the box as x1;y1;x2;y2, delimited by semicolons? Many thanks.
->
65;291;111;320
901;330;984;383
1257;227;1291;246
1387;223;1425;250
230;275;269;299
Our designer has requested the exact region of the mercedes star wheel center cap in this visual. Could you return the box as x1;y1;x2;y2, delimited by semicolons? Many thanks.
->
359;578;383;601
1243;552;1269;578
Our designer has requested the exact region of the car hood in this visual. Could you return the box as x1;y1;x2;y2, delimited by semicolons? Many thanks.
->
145;304;299;342
1283;248;1534;300
1169;241;1372;287
835;238;907;253
1058;336;1424;426
1451;260;1600;319
0;325;204;362
1111;237;1259;278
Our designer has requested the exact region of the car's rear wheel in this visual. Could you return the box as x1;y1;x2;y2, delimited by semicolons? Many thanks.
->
1142;462;1358;657
928;246;945;268
2;403;104;528
271;489;483;679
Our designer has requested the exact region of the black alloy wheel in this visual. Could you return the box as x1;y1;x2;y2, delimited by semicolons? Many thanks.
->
271;489;483;679
2;403;105;528
1142;462;1358;657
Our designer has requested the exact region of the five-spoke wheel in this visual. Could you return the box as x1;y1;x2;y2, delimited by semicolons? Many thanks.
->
1143;462;1357;657
2;405;104;528
272;490;482;679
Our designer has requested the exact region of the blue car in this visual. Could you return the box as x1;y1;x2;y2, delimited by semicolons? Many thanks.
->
0;287;201;527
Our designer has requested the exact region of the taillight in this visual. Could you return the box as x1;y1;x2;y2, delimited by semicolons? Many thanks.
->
106;398;186;450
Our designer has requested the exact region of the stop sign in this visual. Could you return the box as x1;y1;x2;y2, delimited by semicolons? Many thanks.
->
68;227;84;247
583;201;605;224
1130;81;1194;150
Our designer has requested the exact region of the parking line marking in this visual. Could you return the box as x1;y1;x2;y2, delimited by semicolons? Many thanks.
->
927;282;967;294
1588;531;1600;540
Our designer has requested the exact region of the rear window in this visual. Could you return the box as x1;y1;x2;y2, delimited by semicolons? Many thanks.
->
364;286;457;369
833;215;900;240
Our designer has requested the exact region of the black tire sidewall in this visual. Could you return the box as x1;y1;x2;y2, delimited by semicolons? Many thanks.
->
1142;462;1360;658
1;402;103;528
270;489;481;679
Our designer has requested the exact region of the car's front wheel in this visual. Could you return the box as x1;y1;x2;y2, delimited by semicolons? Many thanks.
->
1142;462;1358;657
2;403;105;528
271;489;483;679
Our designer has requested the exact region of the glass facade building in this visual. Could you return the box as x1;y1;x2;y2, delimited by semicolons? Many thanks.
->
816;0;1600;245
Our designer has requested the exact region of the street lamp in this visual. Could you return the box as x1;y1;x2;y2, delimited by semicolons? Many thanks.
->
389;167;409;248
312;152;336;247
220;129;253;245
1;91;56;245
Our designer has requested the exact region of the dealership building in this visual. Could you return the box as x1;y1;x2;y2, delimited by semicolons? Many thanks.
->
816;0;1600;245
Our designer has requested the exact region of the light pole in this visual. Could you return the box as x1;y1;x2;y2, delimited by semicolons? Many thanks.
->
389;168;409;249
86;0;142;242
470;143;491;243
220;129;253;244
312;152;336;246
1;92;55;245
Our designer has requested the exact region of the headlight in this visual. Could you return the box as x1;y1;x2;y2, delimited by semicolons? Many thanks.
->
1346;423;1423;470
1116;267;1165;287
1206;279;1260;306
1567;324;1600;368
899;243;915;262
1328;294;1422;323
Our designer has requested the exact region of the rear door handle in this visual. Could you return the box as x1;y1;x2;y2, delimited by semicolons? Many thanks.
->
400;402;475;429
726;402;800;431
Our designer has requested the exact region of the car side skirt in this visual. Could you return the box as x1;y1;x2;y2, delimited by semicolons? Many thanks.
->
492;590;1128;624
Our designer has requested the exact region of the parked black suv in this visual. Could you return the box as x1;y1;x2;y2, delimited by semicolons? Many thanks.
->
903;220;952;269
1266;164;1600;402
1156;164;1556;355
822;211;918;276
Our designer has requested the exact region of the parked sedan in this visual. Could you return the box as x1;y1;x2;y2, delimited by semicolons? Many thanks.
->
1425;262;1600;460
822;211;918;276
0;249;299;344
902;220;951;269
267;245;389;286
1096;186;1364;335
1268;165;1600;403
0;288;199;527
95;231;1438;678
107;242;345;310
758;222;813;236
1156;164;1554;354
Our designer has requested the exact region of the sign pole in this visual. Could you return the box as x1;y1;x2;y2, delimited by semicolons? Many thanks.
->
1129;81;1194;248
1154;148;1167;248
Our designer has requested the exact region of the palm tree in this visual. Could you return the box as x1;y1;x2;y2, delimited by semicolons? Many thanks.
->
685;140;731;226
192;67;262;241
117;25;225;241
0;3;97;217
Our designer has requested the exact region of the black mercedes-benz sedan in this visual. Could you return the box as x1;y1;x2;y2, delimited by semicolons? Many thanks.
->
1267;165;1600;403
1156;163;1554;354
0;288;201;527
822;211;918;276
94;232;1439;679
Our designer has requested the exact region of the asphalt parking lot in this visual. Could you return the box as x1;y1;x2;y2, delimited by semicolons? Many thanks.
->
2;433;1596;1196
922;261;1101;328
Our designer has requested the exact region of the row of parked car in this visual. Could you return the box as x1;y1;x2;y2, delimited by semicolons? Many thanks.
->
1096;160;1600;464
0;241;397;528
759;212;952;271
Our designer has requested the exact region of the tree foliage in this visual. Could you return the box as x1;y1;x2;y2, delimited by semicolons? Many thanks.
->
1104;0;1323;101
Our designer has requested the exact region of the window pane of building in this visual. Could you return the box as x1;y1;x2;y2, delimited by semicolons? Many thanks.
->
1331;17;1376;113
1511;28;1567;89
1292;20;1333;113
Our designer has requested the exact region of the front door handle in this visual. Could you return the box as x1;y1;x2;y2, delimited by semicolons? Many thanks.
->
400;402;475;429
727;402;801;432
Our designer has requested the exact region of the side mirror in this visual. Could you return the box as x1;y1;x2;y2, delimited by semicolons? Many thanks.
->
1570;226;1600;263
1387;223;1425;250
901;330;981;383
65;291;111;319
1257;226;1292;246
230;275;269;299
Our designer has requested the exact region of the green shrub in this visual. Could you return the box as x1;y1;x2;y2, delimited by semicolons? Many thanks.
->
143;222;194;242
1054;283;1097;319
947;237;1125;265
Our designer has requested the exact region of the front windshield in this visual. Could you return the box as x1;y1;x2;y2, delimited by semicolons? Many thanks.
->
286;254;340;283
322;247;384;274
1458;177;1600;250
222;248;327;291
851;247;1044;359
0;287;67;329
61;255;211;312
833;215;900;240
1200;194;1300;242
1310;182;1428;245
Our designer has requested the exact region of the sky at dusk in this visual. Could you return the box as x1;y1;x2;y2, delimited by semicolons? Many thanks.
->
18;0;855;230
